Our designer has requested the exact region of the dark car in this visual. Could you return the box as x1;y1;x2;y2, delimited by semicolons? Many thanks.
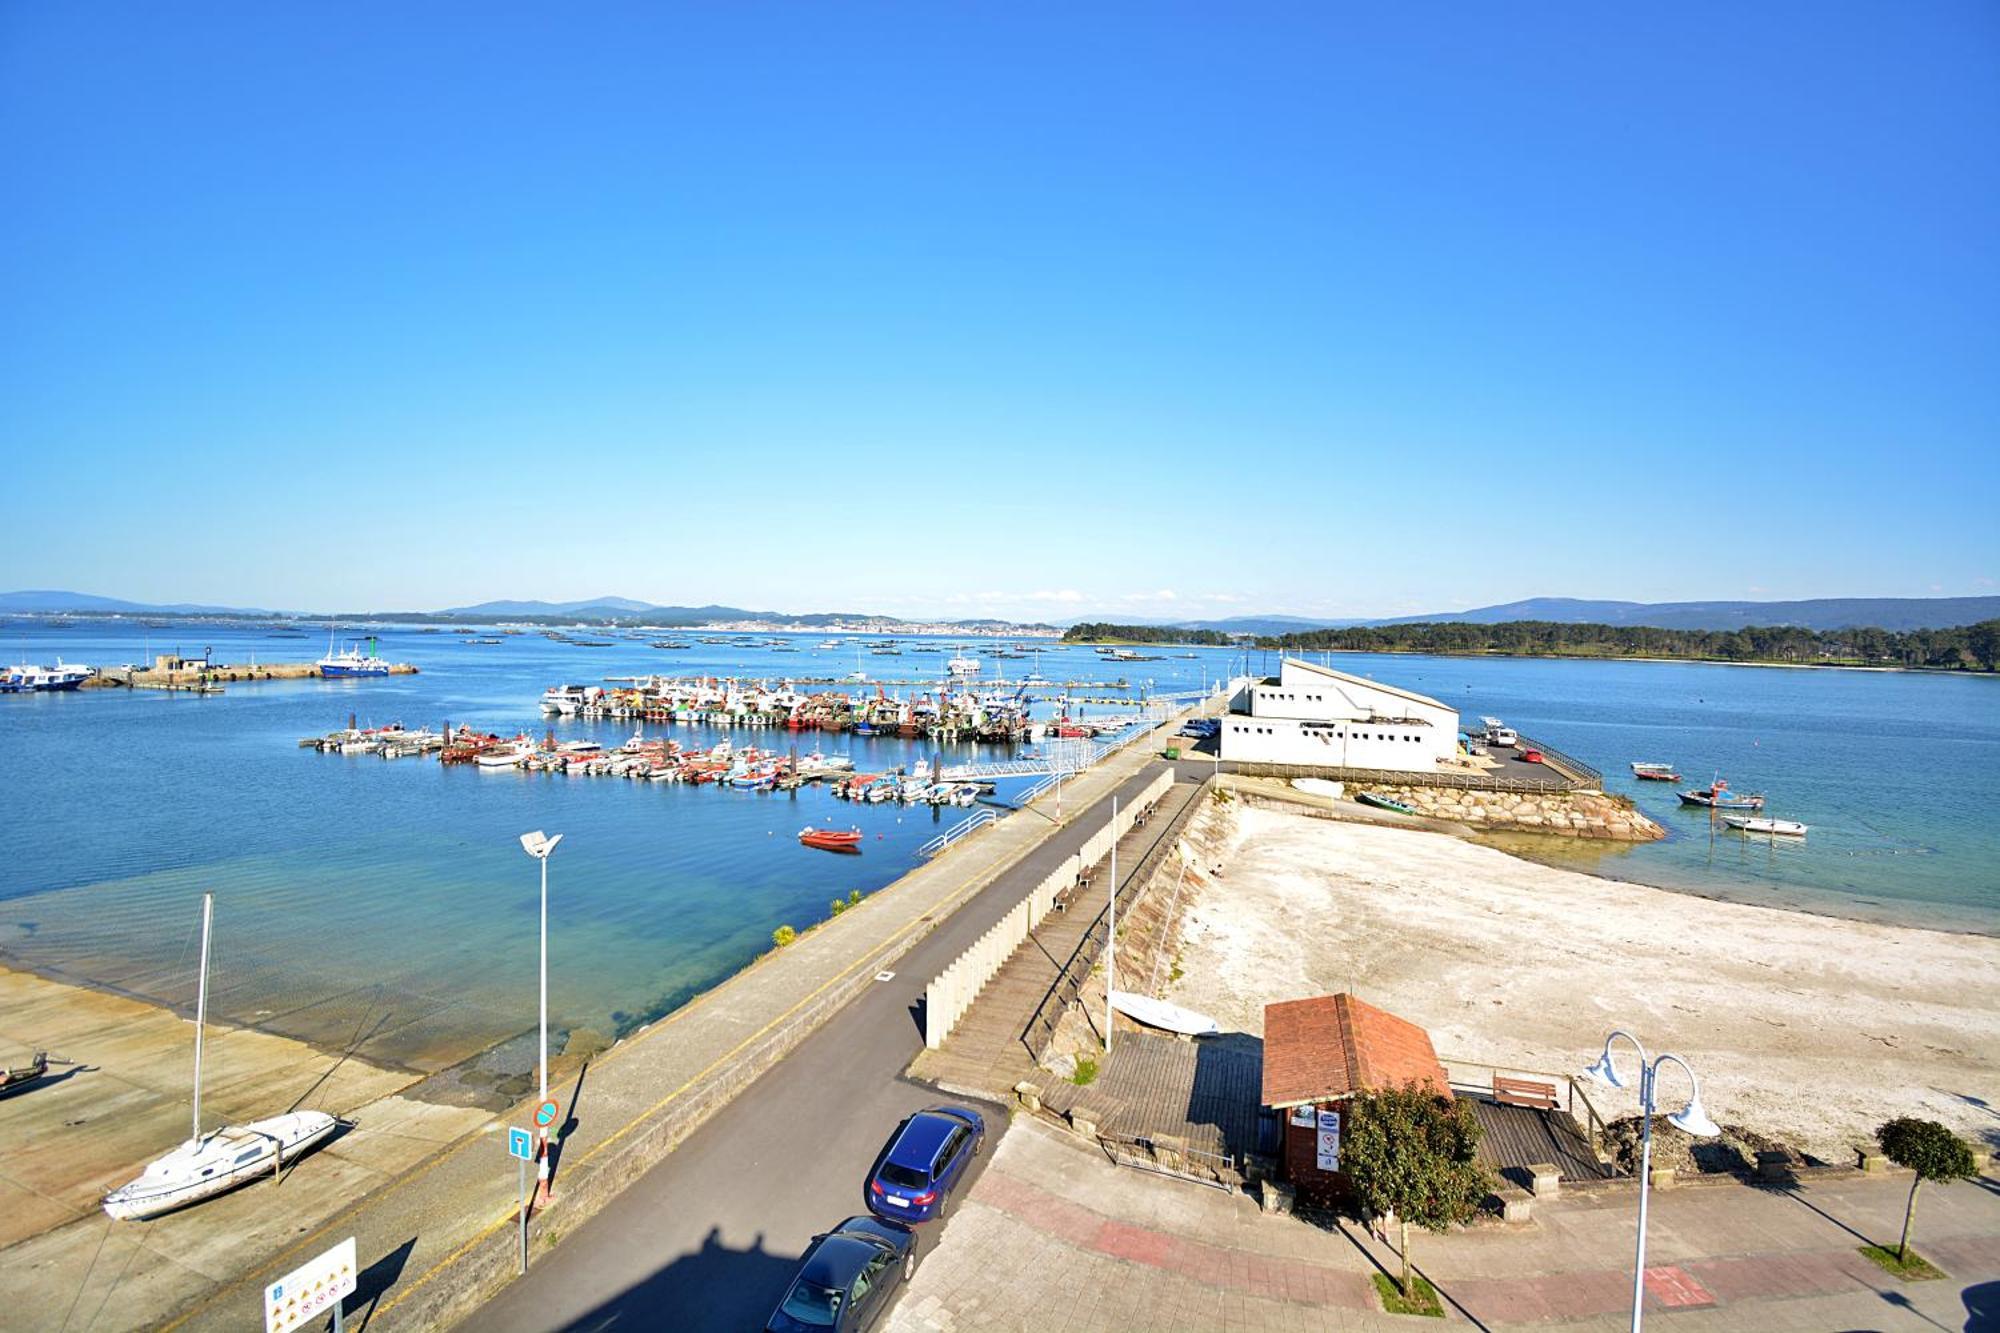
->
864;1105;985;1224
764;1215;918;1333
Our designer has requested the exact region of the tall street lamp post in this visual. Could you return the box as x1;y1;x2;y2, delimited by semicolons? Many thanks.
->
1582;1030;1720;1332
519;830;563;1203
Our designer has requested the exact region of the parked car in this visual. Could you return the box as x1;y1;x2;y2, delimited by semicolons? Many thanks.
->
1521;749;1544;764
764;1215;918;1332
864;1105;986;1224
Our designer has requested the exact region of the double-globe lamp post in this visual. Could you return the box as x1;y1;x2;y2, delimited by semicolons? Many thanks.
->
1582;1030;1720;1333
520;830;563;1205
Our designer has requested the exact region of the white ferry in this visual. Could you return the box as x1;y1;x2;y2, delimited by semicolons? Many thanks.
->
1;660;93;692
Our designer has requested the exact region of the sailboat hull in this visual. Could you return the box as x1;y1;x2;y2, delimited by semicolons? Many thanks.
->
102;1111;337;1220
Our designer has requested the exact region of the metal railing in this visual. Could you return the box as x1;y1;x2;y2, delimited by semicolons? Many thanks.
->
1511;733;1602;790
915;808;997;859
1014;769;1074;806
1101;1131;1238;1192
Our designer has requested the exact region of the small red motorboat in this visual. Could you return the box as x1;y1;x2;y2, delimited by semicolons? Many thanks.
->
799;826;864;852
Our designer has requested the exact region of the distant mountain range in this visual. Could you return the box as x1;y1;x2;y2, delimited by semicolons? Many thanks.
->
6;590;1996;634
1152;596;2000;635
0;589;277;616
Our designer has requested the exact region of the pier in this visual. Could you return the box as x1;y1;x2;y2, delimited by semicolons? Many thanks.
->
85;654;418;691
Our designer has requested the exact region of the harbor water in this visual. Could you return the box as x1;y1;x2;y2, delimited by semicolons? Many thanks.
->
2;625;1996;1075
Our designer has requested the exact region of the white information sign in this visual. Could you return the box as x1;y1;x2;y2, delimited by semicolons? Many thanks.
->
264;1235;357;1333
1314;1109;1341;1172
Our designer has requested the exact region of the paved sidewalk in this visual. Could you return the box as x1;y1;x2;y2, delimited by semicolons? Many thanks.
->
13;717;1185;1333
892;1116;2000;1331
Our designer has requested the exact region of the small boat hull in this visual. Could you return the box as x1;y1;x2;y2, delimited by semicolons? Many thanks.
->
1356;791;1417;816
1109;992;1221;1037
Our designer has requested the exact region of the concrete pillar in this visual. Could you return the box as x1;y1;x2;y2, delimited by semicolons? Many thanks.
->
1014;1081;1042;1113
1859;1148;1889;1174
1527;1163;1560;1198
1495;1187;1533;1223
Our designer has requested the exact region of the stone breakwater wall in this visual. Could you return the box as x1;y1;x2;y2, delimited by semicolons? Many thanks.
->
1357;784;1664;841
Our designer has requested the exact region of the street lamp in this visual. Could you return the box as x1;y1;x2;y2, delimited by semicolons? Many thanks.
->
519;830;563;1199
1582;1030;1719;1332
1103;796;1117;1055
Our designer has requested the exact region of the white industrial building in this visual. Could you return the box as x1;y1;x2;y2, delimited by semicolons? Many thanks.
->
1220;657;1460;771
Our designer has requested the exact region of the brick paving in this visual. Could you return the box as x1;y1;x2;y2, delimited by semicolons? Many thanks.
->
890;1115;2000;1332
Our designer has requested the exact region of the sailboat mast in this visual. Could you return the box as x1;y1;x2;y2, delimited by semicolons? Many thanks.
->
191;893;212;1141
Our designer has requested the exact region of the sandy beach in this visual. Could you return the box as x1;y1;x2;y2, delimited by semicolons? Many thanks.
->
1164;797;2000;1161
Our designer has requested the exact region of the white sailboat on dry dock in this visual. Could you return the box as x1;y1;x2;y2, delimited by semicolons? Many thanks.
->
102;894;337;1222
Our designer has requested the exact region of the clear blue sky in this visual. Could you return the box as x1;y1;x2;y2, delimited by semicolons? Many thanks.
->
4;3;1995;621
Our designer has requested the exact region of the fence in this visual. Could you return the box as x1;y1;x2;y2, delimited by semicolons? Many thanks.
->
1100;1130;1239;1193
1220;758;1589;795
915;808;998;860
1510;732;1602;790
923;769;1175;1049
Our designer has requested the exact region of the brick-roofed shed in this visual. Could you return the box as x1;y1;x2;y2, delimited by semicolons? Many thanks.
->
1262;993;1450;1199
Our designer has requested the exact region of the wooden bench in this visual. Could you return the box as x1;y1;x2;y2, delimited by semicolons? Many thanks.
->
1494;1074;1560;1111
1053;879;1084;913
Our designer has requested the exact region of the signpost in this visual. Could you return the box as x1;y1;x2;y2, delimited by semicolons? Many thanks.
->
507;1126;535;1274
535;1099;559;1129
264;1237;357;1333
1315;1109;1341;1172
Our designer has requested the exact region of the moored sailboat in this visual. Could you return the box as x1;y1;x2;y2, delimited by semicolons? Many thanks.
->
102;895;336;1221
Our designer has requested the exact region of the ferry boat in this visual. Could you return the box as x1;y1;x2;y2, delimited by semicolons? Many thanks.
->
317;633;392;678
946;650;980;676
1;660;93;692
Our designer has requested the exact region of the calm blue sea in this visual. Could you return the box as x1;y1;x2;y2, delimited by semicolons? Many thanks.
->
2;625;1994;1071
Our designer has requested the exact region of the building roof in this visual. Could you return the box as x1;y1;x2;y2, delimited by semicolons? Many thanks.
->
1280;657;1450;713
1260;993;1450;1109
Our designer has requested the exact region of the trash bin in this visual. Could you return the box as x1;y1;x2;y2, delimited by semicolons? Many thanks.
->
1164;747;1181;759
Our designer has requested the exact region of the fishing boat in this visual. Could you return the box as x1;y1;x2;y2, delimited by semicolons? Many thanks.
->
317;631;392;678
102;896;336;1220
1722;815;1808;837
1678;780;1765;810
1631;761;1680;781
1355;791;1418;816
798;826;864;852
946;650;980;676
475;743;533;769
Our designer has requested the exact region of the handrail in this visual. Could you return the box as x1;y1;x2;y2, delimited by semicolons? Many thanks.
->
1511;732;1602;790
916;807;997;859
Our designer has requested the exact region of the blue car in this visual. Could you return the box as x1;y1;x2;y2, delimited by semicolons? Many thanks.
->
764;1215;918;1332
865;1105;985;1224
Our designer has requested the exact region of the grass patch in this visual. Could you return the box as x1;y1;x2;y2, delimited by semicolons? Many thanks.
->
1071;1056;1099;1086
1371;1273;1443;1316
1858;1244;1946;1281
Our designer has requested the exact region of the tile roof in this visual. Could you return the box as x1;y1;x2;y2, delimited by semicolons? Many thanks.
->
1260;993;1450;1109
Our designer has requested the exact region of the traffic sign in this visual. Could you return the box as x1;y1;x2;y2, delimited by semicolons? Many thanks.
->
264;1236;357;1333
534;1099;560;1128
506;1127;534;1162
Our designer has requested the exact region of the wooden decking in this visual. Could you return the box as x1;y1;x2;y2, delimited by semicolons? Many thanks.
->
1039;1031;1267;1162
910;781;1205;1101
1468;1097;1611;1184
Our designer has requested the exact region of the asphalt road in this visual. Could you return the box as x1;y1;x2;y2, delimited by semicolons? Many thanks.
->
478;762;1177;1333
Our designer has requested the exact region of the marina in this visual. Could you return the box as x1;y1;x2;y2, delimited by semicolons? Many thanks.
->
0;620;1997;1087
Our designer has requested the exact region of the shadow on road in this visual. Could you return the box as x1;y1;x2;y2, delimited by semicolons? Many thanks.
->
549;1059;591;1188
557;1225;798;1332
349;1236;416;1333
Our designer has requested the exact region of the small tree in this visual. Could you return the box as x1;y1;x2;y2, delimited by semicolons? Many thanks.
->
1876;1118;1977;1262
1341;1082;1491;1299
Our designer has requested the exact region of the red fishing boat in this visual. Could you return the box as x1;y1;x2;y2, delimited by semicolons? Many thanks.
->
799;826;864;852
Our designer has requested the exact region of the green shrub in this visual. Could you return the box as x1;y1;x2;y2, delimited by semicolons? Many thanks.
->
772;925;797;948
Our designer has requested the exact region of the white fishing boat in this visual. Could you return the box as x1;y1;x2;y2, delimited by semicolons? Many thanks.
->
1721;815;1809;837
103;896;336;1221
1109;992;1221;1037
475;745;532;769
